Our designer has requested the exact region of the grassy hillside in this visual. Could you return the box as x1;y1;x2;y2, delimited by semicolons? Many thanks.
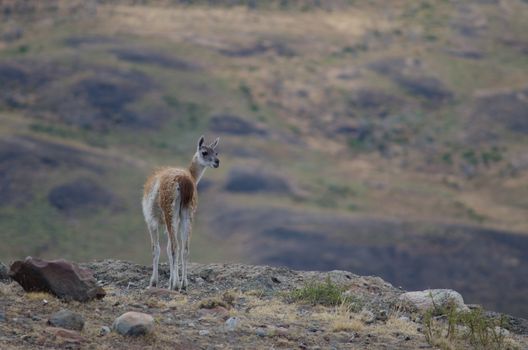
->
0;0;527;316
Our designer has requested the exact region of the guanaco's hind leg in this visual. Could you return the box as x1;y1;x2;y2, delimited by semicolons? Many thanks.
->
142;180;161;288
147;223;160;287
179;207;192;291
165;195;181;291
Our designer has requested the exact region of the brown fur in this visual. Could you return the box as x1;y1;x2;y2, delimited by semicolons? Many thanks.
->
143;167;197;229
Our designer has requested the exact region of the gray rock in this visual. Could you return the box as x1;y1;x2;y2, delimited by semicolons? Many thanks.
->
494;326;509;337
198;329;210;336
255;327;268;337
113;311;154;336
224;317;239;332
376;309;388;321
359;309;376;324
0;263;9;282
48;309;85;331
0;311;6;323
399;289;468;314
99;326;111;336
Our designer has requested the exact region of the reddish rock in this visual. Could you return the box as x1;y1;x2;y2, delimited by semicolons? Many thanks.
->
9;257;105;301
45;326;85;344
198;306;230;319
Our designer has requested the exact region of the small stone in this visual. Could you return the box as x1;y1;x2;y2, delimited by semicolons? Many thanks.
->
0;311;6;323
224;317;239;332
308;326;320;333
398;316;410;322
376;309;388;321
99;326;111;336
256;327;268;337
359;309;376;324
199;330;210;336
113;311;154;336
48;309;85;331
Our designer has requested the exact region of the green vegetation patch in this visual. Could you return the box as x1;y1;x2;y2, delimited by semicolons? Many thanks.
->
287;278;360;308
423;303;513;350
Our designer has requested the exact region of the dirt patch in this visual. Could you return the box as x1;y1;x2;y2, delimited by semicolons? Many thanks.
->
219;40;295;58
48;178;119;215
0;136;102;207
224;167;291;194
368;58;453;104
112;48;198;70
394;75;452;104
35;69;161;130
471;88;528;134
0;60;165;130
63;35;117;48
209;114;267;136
346;89;404;118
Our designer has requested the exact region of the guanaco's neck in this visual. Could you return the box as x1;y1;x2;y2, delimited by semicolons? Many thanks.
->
189;154;206;184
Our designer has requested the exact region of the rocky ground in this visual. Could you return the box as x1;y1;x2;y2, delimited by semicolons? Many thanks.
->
0;259;527;349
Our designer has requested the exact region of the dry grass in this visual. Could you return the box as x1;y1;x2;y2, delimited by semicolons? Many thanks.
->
246;295;299;323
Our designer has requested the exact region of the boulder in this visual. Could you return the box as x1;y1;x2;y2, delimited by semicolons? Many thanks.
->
9;257;105;302
48;309;85;331
0;262;9;281
399;289;468;315
113;311;154;336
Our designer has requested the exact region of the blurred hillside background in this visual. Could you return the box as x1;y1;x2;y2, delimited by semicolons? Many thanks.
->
0;0;527;317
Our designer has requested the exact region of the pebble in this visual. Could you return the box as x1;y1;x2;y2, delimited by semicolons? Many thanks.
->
113;311;154;336
224;317;239;331
199;329;210;336
360;309;376;324
255;327;268;337
48;309;85;331
0;312;6;323
376;309;388;321
99;326;111;336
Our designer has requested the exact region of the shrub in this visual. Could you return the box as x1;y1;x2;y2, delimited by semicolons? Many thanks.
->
423;302;513;350
288;278;346;307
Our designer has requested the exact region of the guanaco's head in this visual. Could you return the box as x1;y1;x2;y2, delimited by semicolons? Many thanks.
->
196;135;220;168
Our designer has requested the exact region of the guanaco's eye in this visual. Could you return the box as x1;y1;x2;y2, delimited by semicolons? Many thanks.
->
201;151;208;156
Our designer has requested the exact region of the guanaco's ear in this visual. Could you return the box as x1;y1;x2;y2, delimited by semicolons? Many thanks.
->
210;137;220;149
197;135;205;150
